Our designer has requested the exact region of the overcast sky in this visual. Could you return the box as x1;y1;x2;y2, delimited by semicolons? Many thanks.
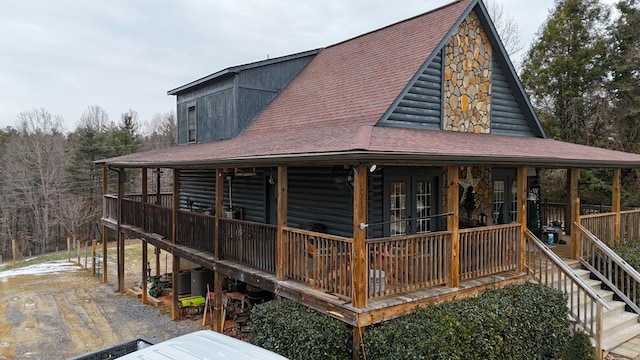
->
0;0;616;132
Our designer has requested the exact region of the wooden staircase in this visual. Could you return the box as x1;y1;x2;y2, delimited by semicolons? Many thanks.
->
563;259;640;352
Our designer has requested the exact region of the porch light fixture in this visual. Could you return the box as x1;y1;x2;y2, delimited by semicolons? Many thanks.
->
366;163;378;172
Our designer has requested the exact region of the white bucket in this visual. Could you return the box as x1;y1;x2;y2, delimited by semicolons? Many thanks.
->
369;269;386;294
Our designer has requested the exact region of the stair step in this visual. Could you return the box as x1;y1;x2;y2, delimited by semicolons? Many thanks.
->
563;259;581;270
602;322;640;351
566;288;614;306
602;312;639;336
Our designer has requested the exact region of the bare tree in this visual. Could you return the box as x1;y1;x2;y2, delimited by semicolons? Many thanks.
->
142;110;177;150
1;108;66;254
55;193;98;248
486;0;523;58
79;105;112;131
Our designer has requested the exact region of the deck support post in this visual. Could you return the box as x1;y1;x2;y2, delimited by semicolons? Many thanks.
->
213;169;225;332
352;164;368;308
613;168;621;245
172;169;179;246
447;166;460;288
276;165;288;281
155;169;162;276
570;168;581;260
102;165;108;283
142;240;148;305
352;325;365;360
517;166;527;272
117;167;125;294
141;167;148;231
171;254;180;321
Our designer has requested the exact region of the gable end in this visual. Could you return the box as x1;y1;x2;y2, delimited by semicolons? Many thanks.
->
379;51;443;130
490;58;533;136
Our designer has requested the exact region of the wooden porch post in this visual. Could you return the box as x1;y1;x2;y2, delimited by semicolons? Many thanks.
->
117;168;125;294
102;165;108;283
141;167;148;231
155;168;161;276
171;254;180;321
447;166;460;288
613;168;622;245
171;169;180;321
276;165;288;281
213;168;225;332
517;166;527;272
172;169;179;245
352;164;368;308
570;168;581;260
142;240;148;305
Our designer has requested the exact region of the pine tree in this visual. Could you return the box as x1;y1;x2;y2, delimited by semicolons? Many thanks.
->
521;0;610;144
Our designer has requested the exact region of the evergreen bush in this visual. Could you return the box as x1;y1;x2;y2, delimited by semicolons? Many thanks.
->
250;298;352;360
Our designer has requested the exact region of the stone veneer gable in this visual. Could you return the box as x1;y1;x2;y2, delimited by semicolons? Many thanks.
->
443;11;492;133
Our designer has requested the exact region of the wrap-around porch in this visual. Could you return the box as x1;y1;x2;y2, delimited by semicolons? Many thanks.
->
101;164;640;329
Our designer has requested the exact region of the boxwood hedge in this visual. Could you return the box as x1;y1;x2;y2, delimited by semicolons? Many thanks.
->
251;283;581;360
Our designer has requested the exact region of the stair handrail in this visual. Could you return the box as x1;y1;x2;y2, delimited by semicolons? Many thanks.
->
526;230;610;310
575;222;640;314
526;229;608;357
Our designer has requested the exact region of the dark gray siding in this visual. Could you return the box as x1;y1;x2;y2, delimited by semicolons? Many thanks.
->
367;171;384;239
227;169;268;223
288;167;353;238
490;59;534;137
178;170;216;211
380;52;442;129
177;89;234;144
175;55;314;145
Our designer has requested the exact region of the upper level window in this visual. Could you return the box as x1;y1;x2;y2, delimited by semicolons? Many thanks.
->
187;104;196;143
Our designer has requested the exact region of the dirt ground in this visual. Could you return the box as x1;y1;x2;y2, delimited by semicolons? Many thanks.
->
0;240;207;360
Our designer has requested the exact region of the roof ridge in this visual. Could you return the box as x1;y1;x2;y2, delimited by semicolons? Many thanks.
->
326;0;469;50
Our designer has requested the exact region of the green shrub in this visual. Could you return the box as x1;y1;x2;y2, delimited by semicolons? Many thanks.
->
612;240;640;270
561;331;596;360
363;283;570;360
250;298;352;360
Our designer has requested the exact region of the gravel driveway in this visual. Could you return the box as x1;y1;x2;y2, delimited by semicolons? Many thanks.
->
0;250;206;359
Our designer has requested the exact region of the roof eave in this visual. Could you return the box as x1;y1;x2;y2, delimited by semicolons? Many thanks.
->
97;150;640;169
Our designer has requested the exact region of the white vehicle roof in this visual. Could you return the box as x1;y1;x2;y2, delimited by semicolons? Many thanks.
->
119;330;289;360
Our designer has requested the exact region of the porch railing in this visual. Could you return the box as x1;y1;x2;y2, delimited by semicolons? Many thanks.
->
105;195;118;220
144;203;172;239
621;209;640;244
220;219;277;274
576;222;640;314
125;193;173;208
284;227;353;299
121;198;144;228
459;224;520;280
177;210;215;253
581;212;616;246
525;229;608;354
366;231;451;298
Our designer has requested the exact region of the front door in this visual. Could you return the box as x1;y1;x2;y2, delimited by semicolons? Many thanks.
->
384;171;440;236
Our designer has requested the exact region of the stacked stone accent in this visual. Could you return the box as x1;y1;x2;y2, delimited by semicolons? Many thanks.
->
459;166;491;223
443;11;492;133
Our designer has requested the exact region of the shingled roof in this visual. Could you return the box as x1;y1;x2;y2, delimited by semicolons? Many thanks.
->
99;0;640;169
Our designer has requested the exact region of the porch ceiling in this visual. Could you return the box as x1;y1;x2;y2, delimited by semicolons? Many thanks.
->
97;125;640;169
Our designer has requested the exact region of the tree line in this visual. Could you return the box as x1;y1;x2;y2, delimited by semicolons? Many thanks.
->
1;0;639;258
521;0;640;205
0;105;176;259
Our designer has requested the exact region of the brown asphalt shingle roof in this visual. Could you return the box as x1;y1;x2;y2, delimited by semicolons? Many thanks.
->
99;0;640;169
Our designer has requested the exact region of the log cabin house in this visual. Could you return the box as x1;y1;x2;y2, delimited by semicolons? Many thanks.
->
98;0;640;357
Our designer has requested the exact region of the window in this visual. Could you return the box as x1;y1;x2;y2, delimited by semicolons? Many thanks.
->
187;105;196;143
492;169;518;224
493;180;505;223
384;170;440;237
